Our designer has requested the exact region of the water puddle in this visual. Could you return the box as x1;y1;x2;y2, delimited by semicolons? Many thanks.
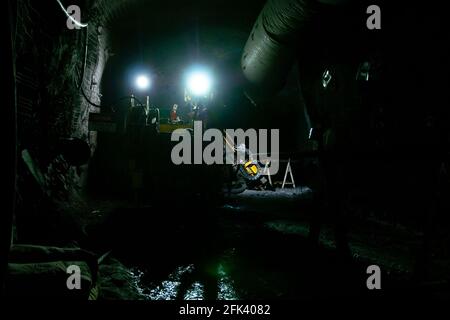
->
130;263;239;300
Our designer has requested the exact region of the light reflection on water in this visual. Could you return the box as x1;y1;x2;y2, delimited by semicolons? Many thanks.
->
183;282;205;300
217;264;239;300
129;263;239;300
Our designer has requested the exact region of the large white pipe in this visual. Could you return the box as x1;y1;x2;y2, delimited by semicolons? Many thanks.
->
241;0;349;101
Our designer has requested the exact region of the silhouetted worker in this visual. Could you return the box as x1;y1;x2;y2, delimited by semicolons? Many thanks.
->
170;104;180;123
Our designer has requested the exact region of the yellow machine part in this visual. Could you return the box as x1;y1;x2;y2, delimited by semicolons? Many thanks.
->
159;123;193;134
244;161;259;176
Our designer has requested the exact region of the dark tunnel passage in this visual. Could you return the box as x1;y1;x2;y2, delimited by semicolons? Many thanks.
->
4;0;450;302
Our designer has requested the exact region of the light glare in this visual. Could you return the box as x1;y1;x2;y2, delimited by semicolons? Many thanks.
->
136;75;150;90
187;71;212;96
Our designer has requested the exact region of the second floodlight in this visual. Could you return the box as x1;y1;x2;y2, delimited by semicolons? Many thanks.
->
186;70;212;96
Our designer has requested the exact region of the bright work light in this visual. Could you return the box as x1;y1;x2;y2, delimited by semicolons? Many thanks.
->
135;75;150;90
186;70;212;96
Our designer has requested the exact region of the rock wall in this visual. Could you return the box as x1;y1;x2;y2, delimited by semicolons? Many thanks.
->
13;0;110;242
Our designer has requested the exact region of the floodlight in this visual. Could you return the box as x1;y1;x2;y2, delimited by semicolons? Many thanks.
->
135;75;150;90
186;70;212;96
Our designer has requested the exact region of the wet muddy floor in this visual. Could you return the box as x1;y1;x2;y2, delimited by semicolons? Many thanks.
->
88;188;449;300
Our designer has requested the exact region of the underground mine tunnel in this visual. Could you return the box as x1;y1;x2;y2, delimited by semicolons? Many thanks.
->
3;0;450;302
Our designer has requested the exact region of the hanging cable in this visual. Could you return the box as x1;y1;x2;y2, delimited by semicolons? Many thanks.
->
77;23;89;90
77;23;106;109
69;1;145;114
56;0;88;28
